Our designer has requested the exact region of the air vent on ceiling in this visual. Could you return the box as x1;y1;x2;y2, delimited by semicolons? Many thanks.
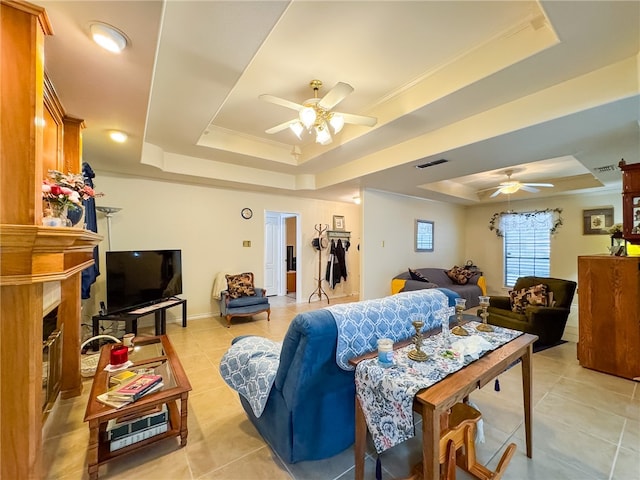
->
415;159;448;169
593;164;616;173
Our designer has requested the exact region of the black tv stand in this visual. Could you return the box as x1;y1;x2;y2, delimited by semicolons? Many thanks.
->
92;298;187;338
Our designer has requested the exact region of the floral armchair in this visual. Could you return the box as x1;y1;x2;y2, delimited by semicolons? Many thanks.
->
219;272;270;327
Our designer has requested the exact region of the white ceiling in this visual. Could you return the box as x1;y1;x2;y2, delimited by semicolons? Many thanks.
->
40;0;640;204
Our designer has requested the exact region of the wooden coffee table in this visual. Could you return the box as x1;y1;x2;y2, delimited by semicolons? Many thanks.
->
84;335;192;479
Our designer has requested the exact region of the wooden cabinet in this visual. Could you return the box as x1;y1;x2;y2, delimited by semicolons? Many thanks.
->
0;2;101;478
619;159;640;245
577;255;640;379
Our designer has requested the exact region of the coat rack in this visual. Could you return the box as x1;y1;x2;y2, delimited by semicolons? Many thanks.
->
309;223;330;304
326;230;351;240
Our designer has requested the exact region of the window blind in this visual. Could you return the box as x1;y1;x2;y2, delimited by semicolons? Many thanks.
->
502;212;551;286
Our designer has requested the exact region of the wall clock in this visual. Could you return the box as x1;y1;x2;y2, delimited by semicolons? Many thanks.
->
241;208;253;220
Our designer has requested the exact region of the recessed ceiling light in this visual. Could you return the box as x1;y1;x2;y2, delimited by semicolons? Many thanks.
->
109;131;128;143
90;22;128;53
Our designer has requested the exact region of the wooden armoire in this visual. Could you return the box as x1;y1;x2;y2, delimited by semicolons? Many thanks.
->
577;255;640;379
0;1;102;478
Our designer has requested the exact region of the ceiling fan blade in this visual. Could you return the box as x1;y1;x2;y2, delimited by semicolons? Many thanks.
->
489;189;503;198
523;183;554;187
476;186;500;193
337;112;377;127
318;82;353;110
259;94;304;111
265;119;296;135
519;185;540;193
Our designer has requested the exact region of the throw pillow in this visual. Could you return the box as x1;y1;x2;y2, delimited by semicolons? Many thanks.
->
445;266;475;285
225;272;256;299
408;268;429;282
509;283;548;314
526;283;549;306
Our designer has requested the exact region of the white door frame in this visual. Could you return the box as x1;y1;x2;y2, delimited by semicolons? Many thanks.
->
265;211;301;300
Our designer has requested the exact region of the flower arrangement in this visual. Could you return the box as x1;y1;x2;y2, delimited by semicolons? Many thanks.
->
608;223;623;235
42;170;99;222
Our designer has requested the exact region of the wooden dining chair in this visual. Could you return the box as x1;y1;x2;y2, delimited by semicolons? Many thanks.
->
409;402;516;480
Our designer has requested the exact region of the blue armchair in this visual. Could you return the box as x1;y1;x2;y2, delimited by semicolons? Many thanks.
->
219;272;270;327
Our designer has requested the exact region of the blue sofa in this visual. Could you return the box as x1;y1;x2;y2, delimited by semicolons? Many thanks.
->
220;288;459;463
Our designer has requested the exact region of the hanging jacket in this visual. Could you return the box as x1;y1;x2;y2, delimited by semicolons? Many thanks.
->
335;239;347;281
325;240;342;288
81;162;100;299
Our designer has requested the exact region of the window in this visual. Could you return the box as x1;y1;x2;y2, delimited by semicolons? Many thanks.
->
502;211;551;287
415;220;434;252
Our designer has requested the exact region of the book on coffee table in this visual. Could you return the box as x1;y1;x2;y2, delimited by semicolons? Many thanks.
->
97;381;164;409
108;374;162;402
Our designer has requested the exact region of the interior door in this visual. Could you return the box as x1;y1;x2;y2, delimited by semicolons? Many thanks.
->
264;212;280;295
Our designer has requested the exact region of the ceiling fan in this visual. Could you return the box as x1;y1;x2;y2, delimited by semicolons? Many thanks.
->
483;169;554;198
259;79;377;145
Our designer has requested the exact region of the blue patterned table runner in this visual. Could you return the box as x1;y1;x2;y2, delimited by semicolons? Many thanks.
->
355;321;523;453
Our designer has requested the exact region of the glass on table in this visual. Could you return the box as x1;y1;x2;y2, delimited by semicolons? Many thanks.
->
437;308;452;348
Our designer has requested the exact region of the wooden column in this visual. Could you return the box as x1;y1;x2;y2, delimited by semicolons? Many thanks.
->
0;283;44;479
59;273;82;398
63;116;85;174
0;0;51;225
1;3;51;478
1;2;102;478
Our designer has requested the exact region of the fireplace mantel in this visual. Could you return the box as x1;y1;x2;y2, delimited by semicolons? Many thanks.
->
0;224;102;284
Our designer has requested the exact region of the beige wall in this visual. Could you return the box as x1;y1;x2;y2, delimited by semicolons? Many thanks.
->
360;189;467;299
88;173;361;320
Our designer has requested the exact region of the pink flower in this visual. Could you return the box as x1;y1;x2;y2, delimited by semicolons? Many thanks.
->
69;191;81;204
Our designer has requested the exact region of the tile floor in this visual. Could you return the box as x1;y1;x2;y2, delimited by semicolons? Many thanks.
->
43;296;640;479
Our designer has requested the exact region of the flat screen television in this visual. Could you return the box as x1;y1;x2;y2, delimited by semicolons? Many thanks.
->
106;249;182;314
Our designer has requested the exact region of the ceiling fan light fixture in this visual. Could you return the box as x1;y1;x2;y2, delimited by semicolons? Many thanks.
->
329;113;344;134
261;79;376;146
289;121;304;139
90;22;128;53
315;124;332;145
299;106;316;129
499;183;521;194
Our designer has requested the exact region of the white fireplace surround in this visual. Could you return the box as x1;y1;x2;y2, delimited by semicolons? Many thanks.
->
43;281;62;316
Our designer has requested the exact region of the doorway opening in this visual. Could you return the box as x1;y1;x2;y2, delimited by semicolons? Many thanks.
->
264;211;300;302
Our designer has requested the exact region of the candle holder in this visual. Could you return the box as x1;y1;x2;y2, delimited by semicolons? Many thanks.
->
408;319;428;362
451;298;469;336
477;295;493;332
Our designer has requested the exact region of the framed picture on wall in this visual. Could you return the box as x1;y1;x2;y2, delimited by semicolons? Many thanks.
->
333;215;345;231
583;207;613;235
